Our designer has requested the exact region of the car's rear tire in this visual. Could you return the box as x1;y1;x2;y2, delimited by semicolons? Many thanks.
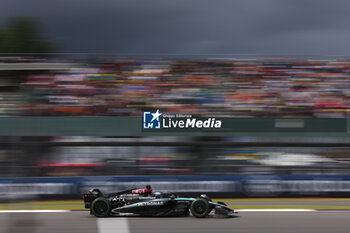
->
91;197;111;217
190;198;211;218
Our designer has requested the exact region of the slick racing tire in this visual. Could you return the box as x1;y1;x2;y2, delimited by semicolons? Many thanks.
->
190;198;211;218
91;197;111;217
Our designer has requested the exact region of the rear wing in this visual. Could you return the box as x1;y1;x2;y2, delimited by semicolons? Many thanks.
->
83;193;99;208
83;188;138;208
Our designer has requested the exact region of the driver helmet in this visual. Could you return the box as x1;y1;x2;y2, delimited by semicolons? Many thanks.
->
199;194;211;201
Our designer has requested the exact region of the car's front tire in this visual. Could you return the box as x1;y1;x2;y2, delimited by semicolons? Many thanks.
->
91;197;111;217
190;198;211;218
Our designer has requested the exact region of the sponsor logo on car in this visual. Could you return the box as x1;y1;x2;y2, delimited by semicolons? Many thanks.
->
136;201;164;206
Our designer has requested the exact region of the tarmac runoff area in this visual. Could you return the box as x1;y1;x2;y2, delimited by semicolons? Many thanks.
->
0;198;350;232
1;210;350;233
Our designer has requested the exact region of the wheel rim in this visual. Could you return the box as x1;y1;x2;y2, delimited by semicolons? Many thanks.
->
194;202;207;214
94;201;108;215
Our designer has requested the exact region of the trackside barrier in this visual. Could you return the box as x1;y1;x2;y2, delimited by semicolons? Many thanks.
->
0;175;350;198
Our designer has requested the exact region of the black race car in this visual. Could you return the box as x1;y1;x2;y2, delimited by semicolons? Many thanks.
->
83;186;235;218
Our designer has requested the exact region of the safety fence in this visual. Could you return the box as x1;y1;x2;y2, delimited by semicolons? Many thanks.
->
1;175;350;199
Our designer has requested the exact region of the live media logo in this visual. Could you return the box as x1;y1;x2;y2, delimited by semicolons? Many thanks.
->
143;109;222;130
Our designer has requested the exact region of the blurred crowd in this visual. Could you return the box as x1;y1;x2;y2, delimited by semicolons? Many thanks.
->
1;57;350;117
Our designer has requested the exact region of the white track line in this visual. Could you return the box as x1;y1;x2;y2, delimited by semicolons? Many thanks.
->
0;210;71;213
237;209;316;212
97;218;130;233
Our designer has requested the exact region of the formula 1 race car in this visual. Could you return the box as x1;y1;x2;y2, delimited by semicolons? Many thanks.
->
83;186;235;218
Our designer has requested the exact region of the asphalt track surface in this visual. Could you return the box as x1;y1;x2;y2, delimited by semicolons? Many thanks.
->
1;211;350;233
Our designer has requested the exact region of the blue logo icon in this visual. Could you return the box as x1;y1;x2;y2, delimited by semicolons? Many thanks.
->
143;109;162;129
